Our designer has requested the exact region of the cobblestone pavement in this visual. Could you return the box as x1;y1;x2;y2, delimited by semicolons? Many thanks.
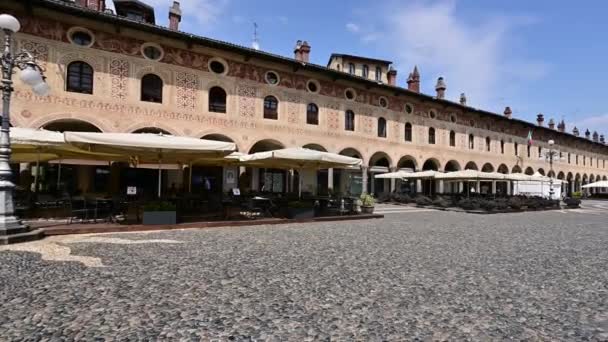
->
1;206;608;341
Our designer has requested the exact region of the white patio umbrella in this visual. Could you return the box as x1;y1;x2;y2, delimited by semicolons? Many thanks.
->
435;170;507;180
582;180;608;188
64;132;236;197
374;170;414;179
237;147;362;197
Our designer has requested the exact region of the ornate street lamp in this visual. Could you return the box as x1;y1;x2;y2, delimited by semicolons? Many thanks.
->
540;139;560;200
0;14;50;244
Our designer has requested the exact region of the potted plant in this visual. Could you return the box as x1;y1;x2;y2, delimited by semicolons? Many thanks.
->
564;197;581;208
142;201;177;225
360;193;375;214
287;200;315;219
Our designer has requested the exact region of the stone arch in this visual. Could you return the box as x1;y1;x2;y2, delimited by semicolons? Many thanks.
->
397;155;417;171
31;113;111;132
464;161;478;170
57;51;104;74
134;65;171;86
557;171;565;180
369;152;392;167
547;170;556;178
125;122;179;135
248;139;285;153
497;164;509;174
537;168;546;176
481;163;494;172
525;167;534;175
201;133;239;151
422;158;440;171
512;165;522;173
41;118;103;132
132;127;172;134
444;160;461;172
338;147;363;159
566;172;573;181
302;143;327;152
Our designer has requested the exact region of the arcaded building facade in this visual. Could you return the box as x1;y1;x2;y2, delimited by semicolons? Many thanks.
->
2;0;607;198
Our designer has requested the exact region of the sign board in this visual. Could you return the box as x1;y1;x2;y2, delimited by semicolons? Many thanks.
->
127;186;137;195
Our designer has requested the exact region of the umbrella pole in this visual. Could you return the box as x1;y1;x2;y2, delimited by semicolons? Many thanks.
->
57;161;61;192
188;163;192;193
33;151;40;193
157;155;162;198
299;168;302;199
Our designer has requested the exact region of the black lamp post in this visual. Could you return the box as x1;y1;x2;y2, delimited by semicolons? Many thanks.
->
0;14;50;244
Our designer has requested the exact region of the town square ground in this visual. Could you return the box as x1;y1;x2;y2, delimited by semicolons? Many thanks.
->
1;202;608;341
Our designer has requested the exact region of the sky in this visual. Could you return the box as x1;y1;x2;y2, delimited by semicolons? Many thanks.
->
109;0;608;134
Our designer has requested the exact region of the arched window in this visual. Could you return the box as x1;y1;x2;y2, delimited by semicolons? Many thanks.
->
500;140;505;154
576;155;579;165
538;146;542;157
428;127;436;144
486;137;491;152
140;74;163;103
514;142;519;156
345;110;355;131
348;63;355;75
208;86;227;113
362;65;369;78
263;95;278;119
527;145;531;157
377;117;387;137
583;156;586;166
468;134;474;149
449;131;456;147
66;61;93;94
568;153;571;164
306;103;319;125
375;66;382;81
404;122;412;142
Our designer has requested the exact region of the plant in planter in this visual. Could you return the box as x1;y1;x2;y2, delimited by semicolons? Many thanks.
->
143;201;177;225
508;197;523;210
564;197;581;208
415;195;433;207
360;194;376;214
432;196;450;208
458;198;480;210
480;199;497;211
287;200;315;219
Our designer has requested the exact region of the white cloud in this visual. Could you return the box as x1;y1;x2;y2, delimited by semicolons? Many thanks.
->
346;22;361;33
278;16;289;24
574;114;608;132
348;1;548;111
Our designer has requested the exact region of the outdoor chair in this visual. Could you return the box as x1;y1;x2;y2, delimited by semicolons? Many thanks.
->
240;198;263;219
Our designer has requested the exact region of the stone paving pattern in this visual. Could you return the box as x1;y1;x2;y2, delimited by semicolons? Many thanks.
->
1;203;608;340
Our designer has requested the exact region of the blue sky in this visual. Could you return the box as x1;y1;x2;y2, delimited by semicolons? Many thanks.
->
110;0;608;134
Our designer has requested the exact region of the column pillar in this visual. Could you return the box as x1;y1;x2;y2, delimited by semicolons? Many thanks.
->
416;179;422;193
328;168;334;193
370;171;375;195
251;168;259;191
361;166;369;194
438;180;444;194
476;180;480;194
491;181;496;194
389;167;397;193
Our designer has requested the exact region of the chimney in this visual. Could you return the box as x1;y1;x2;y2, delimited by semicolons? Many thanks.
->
593;131;599;142
600;135;605;144
76;0;105;11
407;66;420;93
459;93;467;106
548;118;555;130
169;1;182;30
293;40;302;61
585;129;591;139
435;77;446;99
299;41;311;63
557;119;566;132
573;126;579;137
503;106;512;119
387;67;397;86
536;113;544;126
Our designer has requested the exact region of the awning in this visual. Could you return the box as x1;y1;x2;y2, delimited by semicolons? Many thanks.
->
582;180;608;188
400;170;441;179
64;132;236;164
435;170;507;180
237;147;362;169
374;170;414;179
10;127;123;162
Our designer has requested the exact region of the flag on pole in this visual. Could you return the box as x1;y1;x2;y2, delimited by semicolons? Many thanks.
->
527;130;533;145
